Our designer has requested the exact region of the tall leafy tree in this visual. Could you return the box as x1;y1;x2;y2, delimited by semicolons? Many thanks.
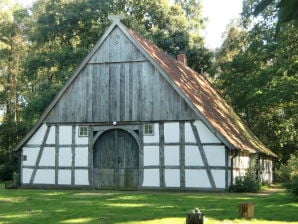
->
215;0;298;164
0;0;30;180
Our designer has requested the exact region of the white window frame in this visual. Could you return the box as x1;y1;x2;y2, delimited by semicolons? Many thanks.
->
143;124;154;136
78;126;88;137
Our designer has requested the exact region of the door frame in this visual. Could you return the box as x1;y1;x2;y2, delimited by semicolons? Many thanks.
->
91;125;143;189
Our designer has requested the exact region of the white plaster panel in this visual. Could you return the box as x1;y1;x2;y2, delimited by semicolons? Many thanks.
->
211;170;226;188
59;126;72;145
46;126;55;144
75;147;88;167
75;169;89;185
204;146;226;166
143;123;159;143
39;147;55;166
142;169;160;187
59;148;72;167
22;148;39;166
185;122;196;142
164;122;179;143
143;146;159;166
58;169;71;185
185;169;211;188
165;169;180;187
34;169;55;184
194;120;221;143
22;168;33;184
185;146;203;166
75;126;88;144
164;146;180;166
27;124;46;145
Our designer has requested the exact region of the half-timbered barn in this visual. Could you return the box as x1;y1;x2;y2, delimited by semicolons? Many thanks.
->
15;17;276;190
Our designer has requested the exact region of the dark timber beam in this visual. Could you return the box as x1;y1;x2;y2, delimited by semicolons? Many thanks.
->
29;125;51;185
190;122;216;189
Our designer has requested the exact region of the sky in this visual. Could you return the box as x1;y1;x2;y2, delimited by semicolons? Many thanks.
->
15;0;242;49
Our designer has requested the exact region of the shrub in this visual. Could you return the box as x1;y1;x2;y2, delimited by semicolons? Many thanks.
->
230;156;260;193
230;173;260;193
285;175;298;199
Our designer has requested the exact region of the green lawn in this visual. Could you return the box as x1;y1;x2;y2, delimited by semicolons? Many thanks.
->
0;184;297;224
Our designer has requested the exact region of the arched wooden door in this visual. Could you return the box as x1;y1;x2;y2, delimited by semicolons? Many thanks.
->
93;129;139;189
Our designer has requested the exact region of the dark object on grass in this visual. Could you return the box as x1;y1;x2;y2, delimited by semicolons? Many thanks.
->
238;202;254;219
186;208;204;224
4;181;18;189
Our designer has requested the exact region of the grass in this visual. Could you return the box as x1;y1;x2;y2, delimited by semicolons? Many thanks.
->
0;184;297;224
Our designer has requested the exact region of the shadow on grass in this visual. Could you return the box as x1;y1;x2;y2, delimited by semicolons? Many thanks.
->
0;187;297;224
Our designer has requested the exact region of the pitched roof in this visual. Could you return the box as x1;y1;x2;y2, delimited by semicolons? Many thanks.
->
128;29;276;157
15;19;276;157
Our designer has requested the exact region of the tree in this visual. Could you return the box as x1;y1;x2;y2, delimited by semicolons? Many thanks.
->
0;0;30;181
254;0;298;27
214;0;298;164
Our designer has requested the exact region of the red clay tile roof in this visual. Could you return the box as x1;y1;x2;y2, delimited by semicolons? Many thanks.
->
128;29;276;157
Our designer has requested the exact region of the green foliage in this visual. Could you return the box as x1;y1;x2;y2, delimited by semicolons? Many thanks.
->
254;0;298;27
214;1;298;164
275;153;298;182
285;175;298;199
230;157;260;193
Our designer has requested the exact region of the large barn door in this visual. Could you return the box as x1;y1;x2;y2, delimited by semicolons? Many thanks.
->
93;129;139;189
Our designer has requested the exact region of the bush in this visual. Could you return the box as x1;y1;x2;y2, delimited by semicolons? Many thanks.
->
285;175;298;199
230;156;260;193
275;153;298;183
230;174;260;193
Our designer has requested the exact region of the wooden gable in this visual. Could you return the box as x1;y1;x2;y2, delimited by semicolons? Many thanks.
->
45;26;197;123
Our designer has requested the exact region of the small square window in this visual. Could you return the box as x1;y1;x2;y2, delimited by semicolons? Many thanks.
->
79;126;88;137
144;124;154;136
23;155;27;161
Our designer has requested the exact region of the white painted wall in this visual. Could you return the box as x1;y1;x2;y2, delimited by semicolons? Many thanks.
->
75;126;88;144
22;148;39;166
233;152;250;182
39;147;55;166
185;169;211;188
59;126;72;144
260;158;273;184
59;148;72;167
143;146;159;166
164;122;179;143
74;169;89;185
143;123;159;143
34;169;55;184
194;121;220;143
185;122;196;142
58;169;71;185
211;170;226;188
165;169;180;187
164;146;180;166
27;124;46;145
185;146;204;166
75;147;88;167
46;126;55;144
204;146;226;166
22;168;33;184
142;169;160;187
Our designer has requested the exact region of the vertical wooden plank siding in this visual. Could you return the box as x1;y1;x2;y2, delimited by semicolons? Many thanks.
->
190;122;216;189
88;126;93;186
179;122;185;189
71;125;76;186
159;122;165;188
29;125;51;185
55;125;59;185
